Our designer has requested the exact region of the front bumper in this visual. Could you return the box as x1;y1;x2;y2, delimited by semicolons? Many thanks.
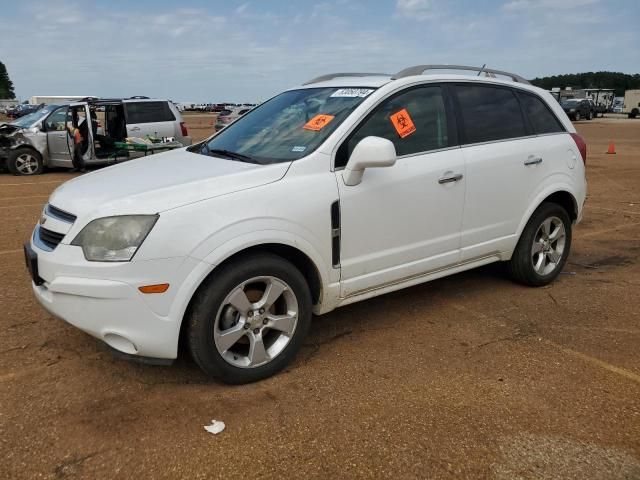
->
30;240;205;360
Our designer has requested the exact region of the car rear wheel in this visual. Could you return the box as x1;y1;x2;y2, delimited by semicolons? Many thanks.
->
187;253;312;384
508;202;572;286
7;148;43;176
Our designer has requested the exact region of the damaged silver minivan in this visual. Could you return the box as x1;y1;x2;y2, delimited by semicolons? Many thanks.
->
0;98;191;175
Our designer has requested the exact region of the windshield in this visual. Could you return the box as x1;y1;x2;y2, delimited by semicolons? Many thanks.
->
10;105;57;128
561;100;580;107
194;87;376;164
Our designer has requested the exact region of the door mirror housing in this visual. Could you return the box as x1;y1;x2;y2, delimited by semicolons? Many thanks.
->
342;136;397;186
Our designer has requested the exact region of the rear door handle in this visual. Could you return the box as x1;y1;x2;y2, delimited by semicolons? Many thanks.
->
438;173;463;184
524;156;543;166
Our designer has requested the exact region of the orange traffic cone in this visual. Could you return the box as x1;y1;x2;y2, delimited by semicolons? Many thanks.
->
606;140;616;154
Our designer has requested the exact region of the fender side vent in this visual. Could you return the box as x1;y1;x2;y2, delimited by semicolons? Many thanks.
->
331;200;340;268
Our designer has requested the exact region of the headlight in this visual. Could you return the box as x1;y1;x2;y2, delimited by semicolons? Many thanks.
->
570;108;576;112
71;215;158;262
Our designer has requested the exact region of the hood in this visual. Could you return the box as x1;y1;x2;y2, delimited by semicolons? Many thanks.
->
49;148;290;219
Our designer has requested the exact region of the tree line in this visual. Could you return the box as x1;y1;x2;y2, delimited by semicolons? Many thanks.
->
530;72;640;97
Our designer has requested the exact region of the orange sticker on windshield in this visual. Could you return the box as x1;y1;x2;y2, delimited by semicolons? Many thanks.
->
303;114;335;131
390;108;416;138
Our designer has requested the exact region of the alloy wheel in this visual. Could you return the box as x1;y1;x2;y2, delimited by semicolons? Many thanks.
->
213;276;298;368
531;216;566;276
15;153;39;175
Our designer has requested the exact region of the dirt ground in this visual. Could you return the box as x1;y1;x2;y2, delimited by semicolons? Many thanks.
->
1;116;639;479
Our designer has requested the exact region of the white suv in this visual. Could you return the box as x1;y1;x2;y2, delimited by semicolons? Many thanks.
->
26;65;587;383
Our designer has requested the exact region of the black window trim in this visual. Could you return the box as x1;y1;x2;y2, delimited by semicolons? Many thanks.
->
333;82;459;170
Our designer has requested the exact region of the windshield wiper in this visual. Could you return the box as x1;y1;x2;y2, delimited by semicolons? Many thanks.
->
207;148;256;163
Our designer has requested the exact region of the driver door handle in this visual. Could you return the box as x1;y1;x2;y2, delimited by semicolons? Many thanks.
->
524;156;543;166
438;173;463;184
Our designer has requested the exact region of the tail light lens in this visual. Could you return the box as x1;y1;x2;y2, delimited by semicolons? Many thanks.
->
180;121;188;137
570;133;587;165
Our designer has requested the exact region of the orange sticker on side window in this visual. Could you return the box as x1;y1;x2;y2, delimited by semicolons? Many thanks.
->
390;108;416;138
303;114;335;131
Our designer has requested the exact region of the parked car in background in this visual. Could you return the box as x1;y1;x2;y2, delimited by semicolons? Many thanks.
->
8;103;45;119
214;107;253;131
1;98;191;175
26;65;587;383
560;98;595;121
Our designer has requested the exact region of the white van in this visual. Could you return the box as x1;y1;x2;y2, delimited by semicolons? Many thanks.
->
1;98;191;175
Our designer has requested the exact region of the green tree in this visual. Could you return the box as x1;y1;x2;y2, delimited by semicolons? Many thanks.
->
530;71;640;97
0;61;16;99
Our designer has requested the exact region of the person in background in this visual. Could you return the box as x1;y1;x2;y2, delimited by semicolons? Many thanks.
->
67;114;88;173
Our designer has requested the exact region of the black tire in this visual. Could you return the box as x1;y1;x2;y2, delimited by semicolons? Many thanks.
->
587;110;593;120
508;202;572;287
574;111;581;121
187;253;312;384
7;148;43;176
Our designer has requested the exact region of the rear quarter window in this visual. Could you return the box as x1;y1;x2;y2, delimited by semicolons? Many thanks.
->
518;92;565;134
454;85;527;144
125;102;176;123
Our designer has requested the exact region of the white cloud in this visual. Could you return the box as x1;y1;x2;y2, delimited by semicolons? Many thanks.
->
395;0;435;20
503;0;599;11
235;3;249;15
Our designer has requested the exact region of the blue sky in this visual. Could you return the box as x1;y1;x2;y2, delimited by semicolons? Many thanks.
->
1;0;638;102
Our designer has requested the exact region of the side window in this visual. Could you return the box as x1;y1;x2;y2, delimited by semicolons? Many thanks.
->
45;107;69;131
518;92;565;134
454;85;526;144
125;102;176;123
336;86;449;168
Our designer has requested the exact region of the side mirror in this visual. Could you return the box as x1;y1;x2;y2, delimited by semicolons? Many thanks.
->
342;136;397;186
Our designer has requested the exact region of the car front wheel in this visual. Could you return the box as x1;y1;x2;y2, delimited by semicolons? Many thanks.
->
574;111;581;121
187;253;312;384
508;202;572;286
7;148;43;176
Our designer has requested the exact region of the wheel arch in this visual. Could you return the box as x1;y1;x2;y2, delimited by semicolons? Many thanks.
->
177;242;324;356
516;188;579;243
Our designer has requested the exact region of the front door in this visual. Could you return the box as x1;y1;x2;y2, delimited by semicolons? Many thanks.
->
335;85;466;297
44;106;72;165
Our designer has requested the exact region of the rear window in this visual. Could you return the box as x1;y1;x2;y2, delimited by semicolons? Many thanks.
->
454;85;527;144
125;101;175;124
518;92;565;135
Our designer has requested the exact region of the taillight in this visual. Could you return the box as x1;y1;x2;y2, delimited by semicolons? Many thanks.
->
180;121;188;136
570;133;587;165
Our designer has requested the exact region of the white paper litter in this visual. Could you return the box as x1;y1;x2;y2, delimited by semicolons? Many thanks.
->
204;420;225;435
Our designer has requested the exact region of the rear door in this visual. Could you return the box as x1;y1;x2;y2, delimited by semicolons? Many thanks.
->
124;101;176;139
453;83;551;261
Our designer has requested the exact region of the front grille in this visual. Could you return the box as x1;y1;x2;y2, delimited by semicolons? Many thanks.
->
38;227;65;250
46;204;77;223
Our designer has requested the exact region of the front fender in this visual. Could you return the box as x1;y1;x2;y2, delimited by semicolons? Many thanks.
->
192;223;333;288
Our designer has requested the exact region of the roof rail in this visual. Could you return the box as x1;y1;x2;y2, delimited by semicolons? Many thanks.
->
303;72;390;85
391;65;530;84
